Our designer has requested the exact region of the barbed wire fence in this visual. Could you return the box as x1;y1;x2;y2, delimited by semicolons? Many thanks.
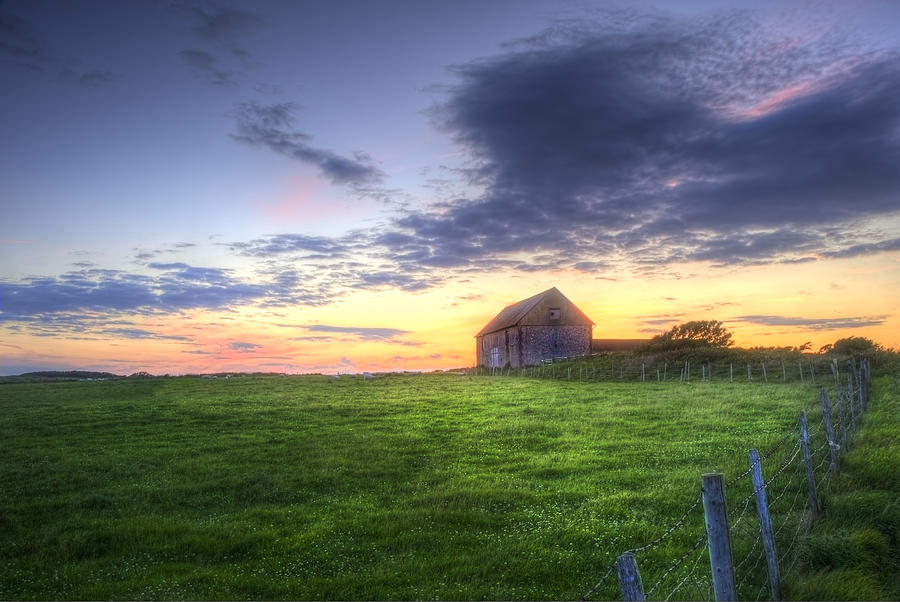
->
580;358;872;601
476;352;866;389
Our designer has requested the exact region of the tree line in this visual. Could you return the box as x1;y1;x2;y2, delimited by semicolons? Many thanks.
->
641;320;884;359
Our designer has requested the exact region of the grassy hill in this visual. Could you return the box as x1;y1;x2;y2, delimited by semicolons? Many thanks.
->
0;370;888;599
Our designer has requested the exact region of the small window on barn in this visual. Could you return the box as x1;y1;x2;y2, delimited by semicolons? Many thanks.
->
549;308;561;321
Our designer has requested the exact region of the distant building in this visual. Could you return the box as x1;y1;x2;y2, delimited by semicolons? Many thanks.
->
475;287;594;368
591;339;649;353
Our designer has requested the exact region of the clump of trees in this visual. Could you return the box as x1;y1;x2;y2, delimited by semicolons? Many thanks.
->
636;320;894;368
819;336;882;358
642;320;734;352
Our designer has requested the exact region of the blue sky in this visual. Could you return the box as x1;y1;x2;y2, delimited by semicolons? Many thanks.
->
2;0;899;374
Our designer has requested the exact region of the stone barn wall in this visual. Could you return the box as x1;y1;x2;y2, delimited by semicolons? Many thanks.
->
520;325;591;366
477;324;590;368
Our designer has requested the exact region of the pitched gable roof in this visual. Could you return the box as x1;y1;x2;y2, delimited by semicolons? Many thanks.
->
476;286;595;337
475;288;552;337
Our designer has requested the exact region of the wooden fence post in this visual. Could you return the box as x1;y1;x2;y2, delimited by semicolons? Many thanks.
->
830;358;839;385
616;552;646;601
847;359;859;408
781;361;786;381
820;390;839;473
762;362;768;383
730;363;733;382
861;359;870;411
798;361;804;384
800;411;819;519
856;359;864;411
702;473;737;601
749;449;782;600
747;363;752;381
836;387;848;452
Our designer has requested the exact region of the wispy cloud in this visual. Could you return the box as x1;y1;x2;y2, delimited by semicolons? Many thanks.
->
306;325;410;341
294;324;424;347
168;0;259;61
229;341;261;352
178;49;235;86
0;6;48;69
0;264;269;327
1;6;121;84
101;327;190;341
78;69;120;86
734;315;888;331
231;101;384;186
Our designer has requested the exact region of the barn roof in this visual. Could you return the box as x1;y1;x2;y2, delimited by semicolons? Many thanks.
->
475;287;593;337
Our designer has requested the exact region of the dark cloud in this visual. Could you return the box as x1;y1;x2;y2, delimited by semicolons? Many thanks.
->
178;49;235;86
734;315;888;331
231;101;383;186
371;10;900;274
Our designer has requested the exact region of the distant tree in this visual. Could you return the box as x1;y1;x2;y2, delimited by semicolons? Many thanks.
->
830;337;881;358
643;320;734;352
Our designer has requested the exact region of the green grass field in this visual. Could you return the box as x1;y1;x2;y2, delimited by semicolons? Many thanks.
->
786;370;899;600
0;372;886;599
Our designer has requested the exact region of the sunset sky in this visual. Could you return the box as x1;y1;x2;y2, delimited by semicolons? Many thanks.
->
2;0;899;375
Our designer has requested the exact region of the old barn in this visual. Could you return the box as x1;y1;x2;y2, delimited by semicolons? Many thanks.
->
475;287;594;368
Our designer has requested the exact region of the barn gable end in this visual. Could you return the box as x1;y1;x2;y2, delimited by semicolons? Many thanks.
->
475;287;594;368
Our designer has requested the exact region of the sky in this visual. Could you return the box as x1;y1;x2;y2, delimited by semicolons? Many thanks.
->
2;0;899;375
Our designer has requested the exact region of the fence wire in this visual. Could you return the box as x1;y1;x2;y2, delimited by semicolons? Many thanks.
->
579;362;870;601
647;533;708;599
625;492;703;556
580;562;616;601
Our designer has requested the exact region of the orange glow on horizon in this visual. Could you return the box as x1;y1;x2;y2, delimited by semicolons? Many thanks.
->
2;252;898;375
